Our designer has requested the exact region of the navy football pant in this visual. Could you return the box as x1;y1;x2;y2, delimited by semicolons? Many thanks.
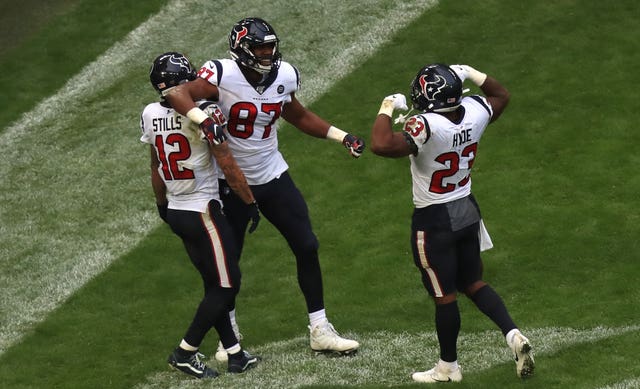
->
167;200;241;349
220;171;324;313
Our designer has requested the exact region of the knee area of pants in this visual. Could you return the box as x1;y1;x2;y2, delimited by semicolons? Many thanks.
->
294;238;319;257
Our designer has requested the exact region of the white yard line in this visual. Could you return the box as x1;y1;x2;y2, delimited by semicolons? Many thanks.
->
596;378;640;389
0;0;438;355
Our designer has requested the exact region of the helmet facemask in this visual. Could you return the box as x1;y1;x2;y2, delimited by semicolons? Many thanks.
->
237;41;281;74
229;18;282;75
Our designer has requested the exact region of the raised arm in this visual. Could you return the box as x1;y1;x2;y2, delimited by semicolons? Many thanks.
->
370;94;416;158
450;64;510;122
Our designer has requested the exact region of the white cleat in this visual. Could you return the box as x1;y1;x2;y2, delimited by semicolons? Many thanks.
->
512;332;535;378
412;360;462;383
309;320;359;355
214;341;228;363
214;333;242;363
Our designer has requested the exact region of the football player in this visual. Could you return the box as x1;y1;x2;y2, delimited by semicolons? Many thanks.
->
370;63;534;383
141;52;260;379
165;18;362;359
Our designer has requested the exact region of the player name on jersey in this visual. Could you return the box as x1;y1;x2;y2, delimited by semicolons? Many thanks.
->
452;128;472;147
151;116;183;132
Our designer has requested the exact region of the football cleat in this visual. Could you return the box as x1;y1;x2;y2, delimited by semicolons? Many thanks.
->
167;348;218;379
214;332;243;362
214;341;228;363
511;332;535;378
412;360;463;383
227;350;261;373
309;320;359;355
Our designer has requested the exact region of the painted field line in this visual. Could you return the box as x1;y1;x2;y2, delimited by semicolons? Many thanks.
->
136;325;640;388
0;0;439;355
596;378;640;389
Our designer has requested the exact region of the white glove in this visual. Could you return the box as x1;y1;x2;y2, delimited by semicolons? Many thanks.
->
450;64;470;83
378;93;408;117
450;64;487;86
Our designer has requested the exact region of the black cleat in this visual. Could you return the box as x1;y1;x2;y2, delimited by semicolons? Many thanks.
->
227;350;261;373
168;348;219;379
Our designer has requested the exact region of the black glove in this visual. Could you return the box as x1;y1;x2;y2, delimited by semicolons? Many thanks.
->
247;201;260;233
157;203;168;223
342;134;366;158
200;117;227;145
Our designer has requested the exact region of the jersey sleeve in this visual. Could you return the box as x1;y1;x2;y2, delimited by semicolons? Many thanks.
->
466;95;493;120
277;62;301;95
291;64;301;92
402;114;430;152
139;104;154;144
196;60;223;86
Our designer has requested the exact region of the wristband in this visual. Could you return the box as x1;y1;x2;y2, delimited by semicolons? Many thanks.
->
378;99;395;117
467;68;488;86
186;107;209;125
326;125;348;142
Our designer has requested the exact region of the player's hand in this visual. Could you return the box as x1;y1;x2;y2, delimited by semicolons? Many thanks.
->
342;134;366;158
157;203;168;223
200;117;227;145
383;93;408;111
378;93;408;117
450;64;487;86
450;64;470;83
247;201;260;233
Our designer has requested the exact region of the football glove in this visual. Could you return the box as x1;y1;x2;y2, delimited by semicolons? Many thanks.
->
378;93;408;117
342;134;366;158
247;201;260;233
157;203;168;223
450;64;487;86
200;117;227;145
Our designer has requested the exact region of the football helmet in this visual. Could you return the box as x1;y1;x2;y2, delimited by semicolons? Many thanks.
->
229;17;281;74
149;52;197;95
410;63;462;113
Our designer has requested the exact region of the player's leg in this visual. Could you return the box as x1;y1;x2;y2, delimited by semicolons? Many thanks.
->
166;204;256;377
215;180;250;361
259;172;358;354
410;226;463;383
459;222;534;378
258;172;323;311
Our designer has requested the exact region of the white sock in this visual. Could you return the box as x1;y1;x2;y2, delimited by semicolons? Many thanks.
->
179;339;198;352
225;343;241;354
438;359;459;371
308;309;327;328
506;328;520;348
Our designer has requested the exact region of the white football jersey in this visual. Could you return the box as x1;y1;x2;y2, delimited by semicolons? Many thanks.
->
140;102;219;213
196;58;300;185
403;95;493;208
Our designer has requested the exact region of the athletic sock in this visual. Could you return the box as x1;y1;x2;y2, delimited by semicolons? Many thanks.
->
309;308;327;328
469;285;517;336
435;301;460;362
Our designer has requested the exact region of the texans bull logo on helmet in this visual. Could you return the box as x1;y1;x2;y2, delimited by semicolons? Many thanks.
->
230;26;249;49
419;74;448;102
167;54;192;71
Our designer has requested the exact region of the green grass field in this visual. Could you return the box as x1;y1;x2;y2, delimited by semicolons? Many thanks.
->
1;0;639;388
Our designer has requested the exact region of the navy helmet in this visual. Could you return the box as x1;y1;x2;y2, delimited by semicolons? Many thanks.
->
410;63;463;112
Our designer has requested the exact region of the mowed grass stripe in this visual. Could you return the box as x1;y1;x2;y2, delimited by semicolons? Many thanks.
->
0;0;438;356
